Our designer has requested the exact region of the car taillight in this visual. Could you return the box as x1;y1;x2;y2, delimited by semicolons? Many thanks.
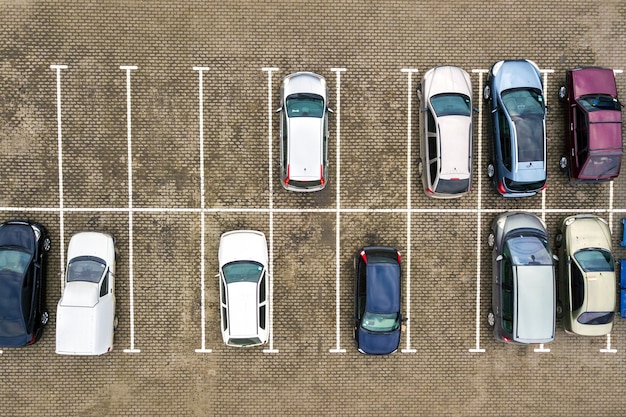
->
320;165;325;186
497;180;507;195
540;183;547;191
503;336;512;343
284;164;290;186
426;188;434;194
397;251;402;264
360;250;367;263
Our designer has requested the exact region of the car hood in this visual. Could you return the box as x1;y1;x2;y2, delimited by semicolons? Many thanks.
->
60;281;99;308
219;231;268;267
67;232;115;265
565;216;612;254
284;72;326;97
438;115;472;178
585;271;616;312
572;67;618;99
494;60;542;92
424;66;472;97
358;328;400;355
288;118;323;180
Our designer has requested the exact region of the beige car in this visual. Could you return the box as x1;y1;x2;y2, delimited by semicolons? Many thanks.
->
555;214;616;336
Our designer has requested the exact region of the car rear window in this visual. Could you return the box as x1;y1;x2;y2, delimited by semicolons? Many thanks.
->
504;178;545;193
577;312;614;325
287;179;322;189
435;178;470;194
286;94;324;118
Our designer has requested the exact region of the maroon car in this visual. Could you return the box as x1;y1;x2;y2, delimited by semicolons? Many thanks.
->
558;67;623;181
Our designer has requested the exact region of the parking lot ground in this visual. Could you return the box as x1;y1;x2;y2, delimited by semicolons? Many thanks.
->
1;1;626;416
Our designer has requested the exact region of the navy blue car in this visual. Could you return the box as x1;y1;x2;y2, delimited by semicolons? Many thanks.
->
354;246;402;355
484;60;547;197
0;220;50;347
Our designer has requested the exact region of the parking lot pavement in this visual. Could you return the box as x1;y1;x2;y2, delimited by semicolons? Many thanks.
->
1;1;626;416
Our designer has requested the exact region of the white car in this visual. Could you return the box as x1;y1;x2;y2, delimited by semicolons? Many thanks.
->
56;232;116;355
218;230;269;347
277;72;331;192
418;66;474;198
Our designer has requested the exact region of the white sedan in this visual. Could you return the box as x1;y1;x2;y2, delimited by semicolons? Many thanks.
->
56;232;116;355
218;230;269;347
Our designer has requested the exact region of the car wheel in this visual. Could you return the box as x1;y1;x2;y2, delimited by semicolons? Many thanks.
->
555;233;563;248
487;233;495;248
483;85;491;100
559;156;568;171
558;86;567;101
417;161;423;178
556;301;563;319
43;237;51;253
487;163;495;178
487;310;495;327
40;310;49;326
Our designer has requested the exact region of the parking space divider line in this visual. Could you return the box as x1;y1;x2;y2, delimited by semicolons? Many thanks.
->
469;69;488;353
51;65;68;292
534;69;553;353
262;67;279;354
120;65;140;354
400;69;418;354
329;68;347;354
193;67;212;354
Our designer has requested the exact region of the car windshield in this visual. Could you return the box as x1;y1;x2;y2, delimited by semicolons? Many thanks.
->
361;311;399;333
67;256;106;283
506;235;552;266
286;93;324;118
222;261;263;284
0;249;31;275
578;95;621;112
573;248;614;272
430;93;471;117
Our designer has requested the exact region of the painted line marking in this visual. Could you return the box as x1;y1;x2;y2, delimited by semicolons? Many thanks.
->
329;68;347;354
120;65;140;354
535;69;553;353
469;69;488;353
262;67;279;354
51;64;68;293
401;68;418;354
193;67;212;354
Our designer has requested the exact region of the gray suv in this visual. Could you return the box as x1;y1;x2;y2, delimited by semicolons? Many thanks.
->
487;212;556;344
277;72;331;192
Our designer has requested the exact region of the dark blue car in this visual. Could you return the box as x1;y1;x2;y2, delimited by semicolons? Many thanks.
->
484;60;547;197
0;220;50;347
354;246;402;355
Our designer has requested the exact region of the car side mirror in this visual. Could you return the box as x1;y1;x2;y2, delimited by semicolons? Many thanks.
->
214;273;220;278
553;254;559;261
473;106;479;113
327;107;334;113
496;255;503;262
491;107;498;114
421;107;428;113
401;317;408;323
275;107;282;113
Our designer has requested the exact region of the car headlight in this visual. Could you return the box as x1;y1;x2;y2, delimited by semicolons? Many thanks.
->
319;77;326;89
30;224;41;240
565;217;575;226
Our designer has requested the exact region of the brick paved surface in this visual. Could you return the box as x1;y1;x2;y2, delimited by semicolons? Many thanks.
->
1;1;625;416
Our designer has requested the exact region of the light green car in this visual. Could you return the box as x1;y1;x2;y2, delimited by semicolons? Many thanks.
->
555;214;616;336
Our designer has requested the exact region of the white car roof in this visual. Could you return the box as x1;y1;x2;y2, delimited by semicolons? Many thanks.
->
226;281;259;338
437;115;472;179
288;118;323;181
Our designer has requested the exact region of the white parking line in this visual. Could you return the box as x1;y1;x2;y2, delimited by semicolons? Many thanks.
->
400;68;418;354
193;67;212;354
51;64;68;292
329;68;347;354
120;65;140;354
535;69;554;354
469;69;487;353
262;67;279;354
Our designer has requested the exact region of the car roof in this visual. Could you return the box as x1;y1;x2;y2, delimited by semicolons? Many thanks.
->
288;118;323;181
438;115;472;179
587;118;623;152
571;67;618;99
515;265;554;342
0;270;26;320
365;263;400;314
226;281;259;337
584;271;616;312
